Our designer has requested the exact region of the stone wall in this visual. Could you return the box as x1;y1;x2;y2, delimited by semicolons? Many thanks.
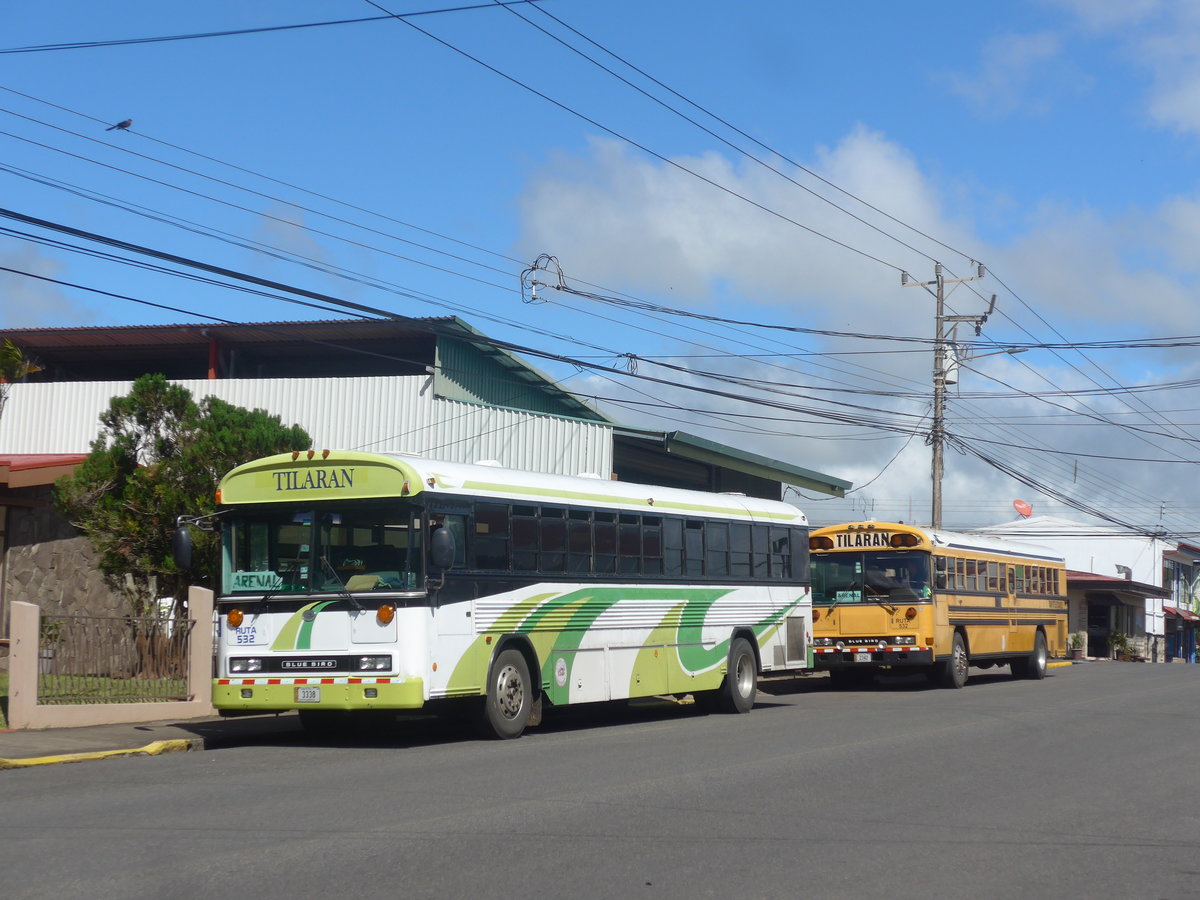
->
4;485;126;626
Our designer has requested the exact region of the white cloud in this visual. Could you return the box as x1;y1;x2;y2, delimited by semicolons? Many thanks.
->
1041;0;1200;134
0;243;92;327
1045;0;1164;30
943;32;1079;116
516;124;1200;531
518;127;979;339
251;204;332;271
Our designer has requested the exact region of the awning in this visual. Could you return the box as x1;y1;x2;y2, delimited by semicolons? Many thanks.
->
0;454;87;488
1165;606;1200;623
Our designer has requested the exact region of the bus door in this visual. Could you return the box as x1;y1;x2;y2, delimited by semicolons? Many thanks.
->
933;556;950;628
1007;565;1019;646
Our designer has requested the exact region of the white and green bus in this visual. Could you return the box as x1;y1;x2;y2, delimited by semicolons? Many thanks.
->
179;450;812;738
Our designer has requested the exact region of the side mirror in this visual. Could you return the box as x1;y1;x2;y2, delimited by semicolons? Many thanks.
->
430;526;456;571
172;523;194;572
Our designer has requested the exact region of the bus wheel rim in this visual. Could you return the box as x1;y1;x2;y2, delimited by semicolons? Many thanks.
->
735;654;753;696
497;664;524;719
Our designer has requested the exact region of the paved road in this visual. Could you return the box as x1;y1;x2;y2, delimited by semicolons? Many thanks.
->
4;663;1199;899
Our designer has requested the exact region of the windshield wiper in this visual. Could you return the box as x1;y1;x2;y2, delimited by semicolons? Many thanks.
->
862;588;898;615
319;555;364;612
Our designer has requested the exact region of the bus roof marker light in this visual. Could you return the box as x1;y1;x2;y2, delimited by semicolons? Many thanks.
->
307;450;316;459
227;608;244;628
321;449;330;459
905;607;917;620
377;604;395;625
292;450;300;460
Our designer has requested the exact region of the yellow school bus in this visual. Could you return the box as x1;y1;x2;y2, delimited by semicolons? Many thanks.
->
808;522;1067;688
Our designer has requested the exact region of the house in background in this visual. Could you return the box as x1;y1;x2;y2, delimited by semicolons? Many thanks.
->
1163;541;1200;662
974;515;1172;662
0;317;851;640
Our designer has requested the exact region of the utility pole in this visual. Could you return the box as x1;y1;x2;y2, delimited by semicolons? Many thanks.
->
902;263;993;529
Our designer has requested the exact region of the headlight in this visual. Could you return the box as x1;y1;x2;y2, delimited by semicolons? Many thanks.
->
893;636;916;645
230;657;263;673
356;655;391;672
813;637;834;646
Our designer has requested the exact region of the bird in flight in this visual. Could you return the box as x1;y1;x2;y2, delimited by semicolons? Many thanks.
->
105;119;132;131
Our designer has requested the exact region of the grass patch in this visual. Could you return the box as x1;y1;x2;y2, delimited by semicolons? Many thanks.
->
0;673;188;728
37;674;188;704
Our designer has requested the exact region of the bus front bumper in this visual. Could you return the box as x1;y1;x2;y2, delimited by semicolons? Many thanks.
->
214;678;427;711
813;649;934;669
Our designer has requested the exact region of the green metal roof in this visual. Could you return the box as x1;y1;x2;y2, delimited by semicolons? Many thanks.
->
432;319;610;423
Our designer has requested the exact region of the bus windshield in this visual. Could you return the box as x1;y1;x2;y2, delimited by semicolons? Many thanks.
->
810;551;930;604
223;502;423;595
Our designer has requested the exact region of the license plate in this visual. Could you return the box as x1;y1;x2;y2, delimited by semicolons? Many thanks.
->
854;652;872;662
295;686;321;703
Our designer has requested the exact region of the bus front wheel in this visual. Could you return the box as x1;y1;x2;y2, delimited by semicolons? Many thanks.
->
939;633;969;689
479;648;533;739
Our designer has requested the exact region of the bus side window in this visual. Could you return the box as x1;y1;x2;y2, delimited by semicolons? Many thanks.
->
934;556;947;590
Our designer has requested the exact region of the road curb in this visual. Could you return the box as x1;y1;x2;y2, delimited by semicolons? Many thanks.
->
0;738;199;770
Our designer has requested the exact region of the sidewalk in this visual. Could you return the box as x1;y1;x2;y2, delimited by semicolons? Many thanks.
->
0;712;302;769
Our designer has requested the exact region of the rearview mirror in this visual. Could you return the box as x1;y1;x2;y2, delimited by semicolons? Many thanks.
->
172;523;194;572
430;526;456;571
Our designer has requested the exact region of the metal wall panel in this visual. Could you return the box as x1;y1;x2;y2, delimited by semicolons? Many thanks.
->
0;378;612;477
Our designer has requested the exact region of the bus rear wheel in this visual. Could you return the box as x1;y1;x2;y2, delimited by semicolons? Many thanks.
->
1012;631;1048;680
479;648;533;739
939;633;969;689
717;637;758;713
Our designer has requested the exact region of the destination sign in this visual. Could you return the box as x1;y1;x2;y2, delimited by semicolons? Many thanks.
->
272;467;357;493
835;531;892;548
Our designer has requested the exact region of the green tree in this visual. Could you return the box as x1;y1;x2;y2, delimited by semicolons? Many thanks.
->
0;338;42;418
54;374;311;616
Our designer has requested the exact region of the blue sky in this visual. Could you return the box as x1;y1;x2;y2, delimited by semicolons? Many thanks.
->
3;0;1200;537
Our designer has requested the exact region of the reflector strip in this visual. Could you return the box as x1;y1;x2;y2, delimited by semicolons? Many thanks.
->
218;677;399;685
813;646;917;654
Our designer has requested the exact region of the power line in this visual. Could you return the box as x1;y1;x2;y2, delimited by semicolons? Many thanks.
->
0;2;548;54
363;0;908;273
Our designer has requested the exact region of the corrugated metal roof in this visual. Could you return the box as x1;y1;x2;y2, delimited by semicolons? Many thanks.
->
1067;570;1170;597
0;379;612;479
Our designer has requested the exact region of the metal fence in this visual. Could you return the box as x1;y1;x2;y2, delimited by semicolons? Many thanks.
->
37;613;194;704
